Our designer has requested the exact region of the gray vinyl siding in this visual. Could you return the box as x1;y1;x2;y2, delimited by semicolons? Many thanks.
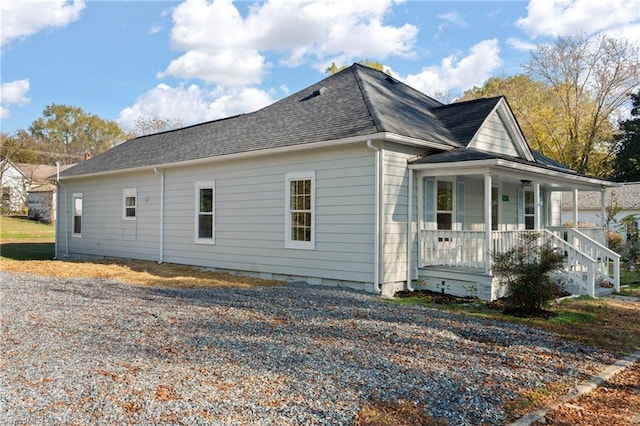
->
469;112;519;157
382;143;423;284
57;172;161;260
59;143;376;285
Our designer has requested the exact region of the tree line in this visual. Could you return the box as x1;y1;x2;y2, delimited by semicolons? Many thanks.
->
2;34;639;181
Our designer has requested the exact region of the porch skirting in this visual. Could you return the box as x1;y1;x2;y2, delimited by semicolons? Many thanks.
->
416;268;507;301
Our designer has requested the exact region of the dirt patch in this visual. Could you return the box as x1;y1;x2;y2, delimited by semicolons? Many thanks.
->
533;361;640;425
0;257;285;289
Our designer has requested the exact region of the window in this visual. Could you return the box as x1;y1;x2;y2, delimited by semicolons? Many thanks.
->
524;190;535;230
436;180;453;230
195;181;215;244
285;171;315;249
123;188;137;220
72;193;83;236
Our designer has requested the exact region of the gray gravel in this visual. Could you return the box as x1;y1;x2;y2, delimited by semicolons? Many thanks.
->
0;271;617;425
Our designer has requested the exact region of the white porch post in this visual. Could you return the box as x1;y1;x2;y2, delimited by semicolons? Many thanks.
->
600;188;607;229
484;174;492;274
534;181;541;230
572;188;579;228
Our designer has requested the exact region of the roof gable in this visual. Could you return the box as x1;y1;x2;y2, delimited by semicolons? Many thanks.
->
430;97;534;161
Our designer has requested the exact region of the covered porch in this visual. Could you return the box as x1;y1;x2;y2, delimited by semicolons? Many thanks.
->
407;157;620;300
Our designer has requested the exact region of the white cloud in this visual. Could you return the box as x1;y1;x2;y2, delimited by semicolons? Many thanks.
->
0;79;31;119
158;49;267;86
148;23;162;35
160;0;417;86
517;0;640;42
118;83;274;131
437;11;468;28
1;0;85;47
403;39;502;96
506;37;537;51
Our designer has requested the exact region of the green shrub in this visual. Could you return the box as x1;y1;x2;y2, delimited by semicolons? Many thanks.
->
492;232;565;313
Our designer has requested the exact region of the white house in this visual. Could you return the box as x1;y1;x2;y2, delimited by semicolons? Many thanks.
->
54;64;620;300
1;159;29;214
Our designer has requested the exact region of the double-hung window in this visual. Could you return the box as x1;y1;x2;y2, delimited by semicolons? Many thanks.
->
195;181;215;244
123;188;137;220
524;190;535;230
285;171;315;249
436;180;454;231
72;193;83;236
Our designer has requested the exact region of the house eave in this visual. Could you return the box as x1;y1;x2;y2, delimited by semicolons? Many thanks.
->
409;158;620;189
59;132;453;180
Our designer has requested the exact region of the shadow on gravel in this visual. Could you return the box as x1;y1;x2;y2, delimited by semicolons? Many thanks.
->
0;242;54;260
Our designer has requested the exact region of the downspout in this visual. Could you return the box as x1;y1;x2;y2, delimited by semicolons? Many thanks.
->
153;167;165;263
366;140;381;294
53;161;60;259
407;167;415;291
61;180;69;257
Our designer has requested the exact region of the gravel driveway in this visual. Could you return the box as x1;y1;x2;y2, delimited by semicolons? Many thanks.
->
1;271;617;425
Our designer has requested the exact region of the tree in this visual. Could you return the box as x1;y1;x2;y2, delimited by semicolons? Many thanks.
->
0;132;36;165
133;116;183;137
460;75;566;156
611;91;640;182
326;58;388;74
524;34;640;176
25;104;130;164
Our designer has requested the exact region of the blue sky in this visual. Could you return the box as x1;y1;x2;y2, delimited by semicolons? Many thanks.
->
2;0;639;135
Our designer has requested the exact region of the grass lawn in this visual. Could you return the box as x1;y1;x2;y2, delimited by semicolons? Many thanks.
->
0;216;55;260
618;269;640;297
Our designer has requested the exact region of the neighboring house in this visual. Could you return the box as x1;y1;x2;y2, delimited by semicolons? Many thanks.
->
17;163;75;223
561;182;640;242
55;64;620;300
1;159;29;214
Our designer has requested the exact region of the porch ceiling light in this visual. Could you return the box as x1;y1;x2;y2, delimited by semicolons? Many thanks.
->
520;179;532;187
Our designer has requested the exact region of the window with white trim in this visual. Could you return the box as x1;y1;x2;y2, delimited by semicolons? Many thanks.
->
123;188;137;220
195;181;215;244
285;171;315;249
524;190;535;230
72;193;83;236
436;179;454;230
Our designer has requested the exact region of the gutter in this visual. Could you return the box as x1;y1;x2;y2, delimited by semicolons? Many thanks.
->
53;161;60;259
367;140;382;294
153;168;165;263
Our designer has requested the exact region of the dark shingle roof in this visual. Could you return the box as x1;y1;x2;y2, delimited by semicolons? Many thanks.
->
432;97;502;146
61;64;470;178
409;146;576;175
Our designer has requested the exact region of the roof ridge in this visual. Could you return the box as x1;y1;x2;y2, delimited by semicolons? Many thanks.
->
350;65;384;133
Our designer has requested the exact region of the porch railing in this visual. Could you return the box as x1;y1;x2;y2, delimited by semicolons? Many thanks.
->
420;230;486;269
547;227;620;292
419;228;617;297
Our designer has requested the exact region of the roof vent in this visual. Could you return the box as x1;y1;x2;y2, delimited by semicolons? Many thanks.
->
313;87;328;97
385;76;399;85
301;86;328;101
